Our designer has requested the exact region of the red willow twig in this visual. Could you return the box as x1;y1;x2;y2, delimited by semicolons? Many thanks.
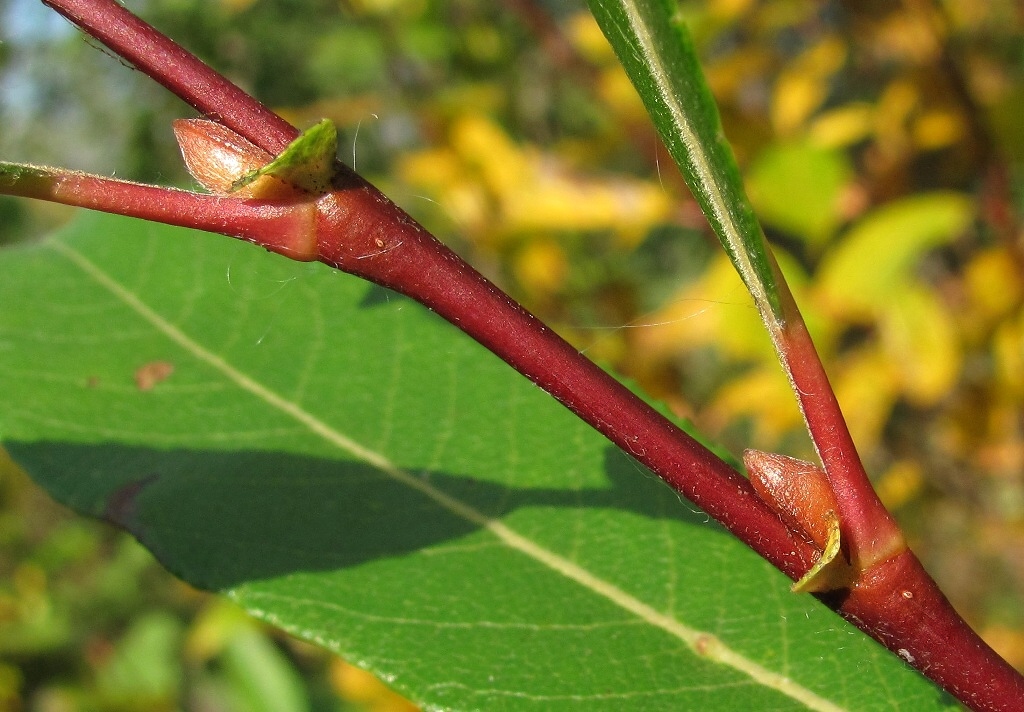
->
28;0;1024;708
35;0;809;569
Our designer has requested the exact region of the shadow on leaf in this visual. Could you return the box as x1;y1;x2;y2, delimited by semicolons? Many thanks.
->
6;440;723;591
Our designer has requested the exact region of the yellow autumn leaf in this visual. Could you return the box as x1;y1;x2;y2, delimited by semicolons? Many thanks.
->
396;147;490;231
633;248;828;368
878;285;961;406
912;109;966;151
631;253;768;365
872;80;919;153
708;366;804;442
503;172;671;245
994;310;1024;396
401;113;672;246
513;239;568;296
964;248;1024;327
746;140;853;247
808;103;875;149
566;11;615;64
597;67;649;123
708;0;756;22
450;114;530;199
815;192;974;319
771;36;847;135
874;459;925;511
831;348;901;452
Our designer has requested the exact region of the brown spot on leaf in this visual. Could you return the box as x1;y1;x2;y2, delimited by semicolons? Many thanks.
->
135;361;174;391
103;473;160;529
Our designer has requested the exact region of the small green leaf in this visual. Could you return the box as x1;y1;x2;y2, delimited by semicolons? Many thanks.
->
791;512;846;594
232;119;338;195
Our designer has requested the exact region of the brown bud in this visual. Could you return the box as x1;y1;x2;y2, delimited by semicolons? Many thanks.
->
744;450;838;550
173;119;273;195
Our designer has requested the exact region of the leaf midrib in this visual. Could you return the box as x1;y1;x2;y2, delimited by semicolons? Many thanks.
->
48;237;842;712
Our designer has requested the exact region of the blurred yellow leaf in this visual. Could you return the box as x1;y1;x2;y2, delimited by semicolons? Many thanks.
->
183;599;254;663
597;66;650;122
513;239;568;296
816;192;974;319
912;109;966;151
400;114;670;245
633;253;769;365
633;248;828;374
567;11;616;64
874;459;924;511
708;0;756;21
964;248;1024;327
771;37;847;135
808;103;875;149
330;659;419;712
349;0;427;18
708;366;803;442
451;114;530;199
397;148;489;231
879;285;961;405
831;348;901;452
704;48;772;102
873;80;919;155
875;11;941;63
219;0;257;12
994;310;1024;396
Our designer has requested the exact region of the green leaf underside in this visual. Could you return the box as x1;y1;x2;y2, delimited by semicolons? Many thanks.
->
0;213;950;710
586;0;783;321
232;119;338;195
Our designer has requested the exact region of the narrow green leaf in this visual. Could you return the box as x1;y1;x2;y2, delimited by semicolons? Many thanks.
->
586;0;784;321
0;213;950;710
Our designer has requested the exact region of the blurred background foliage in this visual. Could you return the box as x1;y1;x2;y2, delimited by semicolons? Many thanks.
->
1;0;1023;708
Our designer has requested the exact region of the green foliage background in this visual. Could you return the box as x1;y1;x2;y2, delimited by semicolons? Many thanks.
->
1;0;1023;708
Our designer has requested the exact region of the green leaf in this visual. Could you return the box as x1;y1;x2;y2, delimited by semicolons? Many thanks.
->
746;141;853;248
0;213;950;710
95;612;183;705
586;0;784;322
221;626;310;712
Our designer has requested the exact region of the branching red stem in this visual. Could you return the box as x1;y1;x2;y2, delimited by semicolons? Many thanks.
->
776;316;904;570
31;0;1024;708
40;0;821;575
1;166;318;259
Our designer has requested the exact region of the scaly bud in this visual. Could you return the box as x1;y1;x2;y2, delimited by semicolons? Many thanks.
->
744;450;855;592
173;118;304;200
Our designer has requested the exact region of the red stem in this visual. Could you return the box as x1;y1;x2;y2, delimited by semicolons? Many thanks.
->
41;0;297;155
840;551;1024;711
778;316;905;570
310;188;812;574
43;0;814;567
34;0;1024;708
6;168;319;260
